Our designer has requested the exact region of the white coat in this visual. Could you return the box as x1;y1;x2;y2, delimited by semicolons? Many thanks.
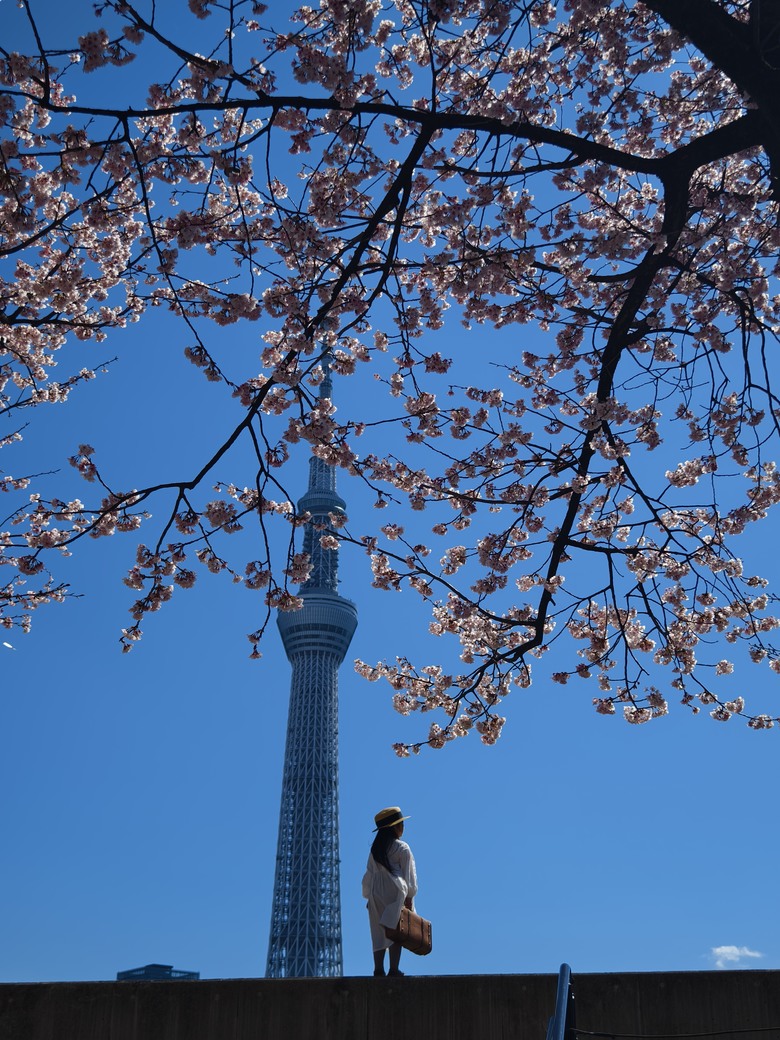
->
362;838;418;951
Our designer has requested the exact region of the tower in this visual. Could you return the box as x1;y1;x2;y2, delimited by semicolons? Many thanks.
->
265;367;358;978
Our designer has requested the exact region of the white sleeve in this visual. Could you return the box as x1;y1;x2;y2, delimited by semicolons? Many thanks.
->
361;854;375;899
397;842;418;900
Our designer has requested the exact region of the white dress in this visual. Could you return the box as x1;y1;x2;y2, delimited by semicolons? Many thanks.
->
361;839;418;951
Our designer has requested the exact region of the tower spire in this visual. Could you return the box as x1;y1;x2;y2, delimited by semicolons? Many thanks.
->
265;361;358;978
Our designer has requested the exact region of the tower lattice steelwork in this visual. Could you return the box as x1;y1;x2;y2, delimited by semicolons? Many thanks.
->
265;368;358;979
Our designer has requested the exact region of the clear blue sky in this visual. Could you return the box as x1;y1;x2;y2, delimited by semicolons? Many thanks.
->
1;0;779;983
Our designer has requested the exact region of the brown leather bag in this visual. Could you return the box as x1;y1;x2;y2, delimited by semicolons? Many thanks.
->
384;906;432;956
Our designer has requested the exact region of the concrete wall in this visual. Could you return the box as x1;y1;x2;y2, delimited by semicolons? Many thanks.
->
1;970;778;1040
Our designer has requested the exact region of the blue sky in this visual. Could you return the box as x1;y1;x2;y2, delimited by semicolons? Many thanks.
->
2;305;778;982
3;486;778;981
2;0;779;983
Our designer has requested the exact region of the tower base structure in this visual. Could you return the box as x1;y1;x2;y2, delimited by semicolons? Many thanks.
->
265;593;357;978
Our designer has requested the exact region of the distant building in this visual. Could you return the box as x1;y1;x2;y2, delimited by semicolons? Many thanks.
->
116;963;199;981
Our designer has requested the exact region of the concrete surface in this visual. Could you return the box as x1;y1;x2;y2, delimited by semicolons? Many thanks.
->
1;969;778;1040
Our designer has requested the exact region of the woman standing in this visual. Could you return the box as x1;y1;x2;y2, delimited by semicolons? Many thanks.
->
361;806;418;977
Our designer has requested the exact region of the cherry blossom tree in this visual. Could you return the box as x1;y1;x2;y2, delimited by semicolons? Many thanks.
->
2;0;780;749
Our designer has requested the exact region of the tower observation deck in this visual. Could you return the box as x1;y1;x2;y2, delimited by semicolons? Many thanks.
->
265;368;358;979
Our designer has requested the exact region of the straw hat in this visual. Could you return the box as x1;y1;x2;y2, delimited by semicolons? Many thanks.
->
373;806;410;830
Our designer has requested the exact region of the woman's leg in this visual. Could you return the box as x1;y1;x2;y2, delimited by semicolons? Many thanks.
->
388;942;403;976
373;949;386;976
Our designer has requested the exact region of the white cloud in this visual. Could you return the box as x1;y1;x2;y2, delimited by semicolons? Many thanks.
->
711;945;763;969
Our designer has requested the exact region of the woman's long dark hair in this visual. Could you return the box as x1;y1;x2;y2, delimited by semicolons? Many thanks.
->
370;826;398;872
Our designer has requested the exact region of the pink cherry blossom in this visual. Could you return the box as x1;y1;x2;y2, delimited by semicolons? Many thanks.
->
2;0;780;750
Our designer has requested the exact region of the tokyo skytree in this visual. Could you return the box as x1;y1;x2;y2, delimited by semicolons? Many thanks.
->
265;367;358;978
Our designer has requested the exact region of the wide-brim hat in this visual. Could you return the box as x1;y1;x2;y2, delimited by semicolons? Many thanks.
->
373;806;410;830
